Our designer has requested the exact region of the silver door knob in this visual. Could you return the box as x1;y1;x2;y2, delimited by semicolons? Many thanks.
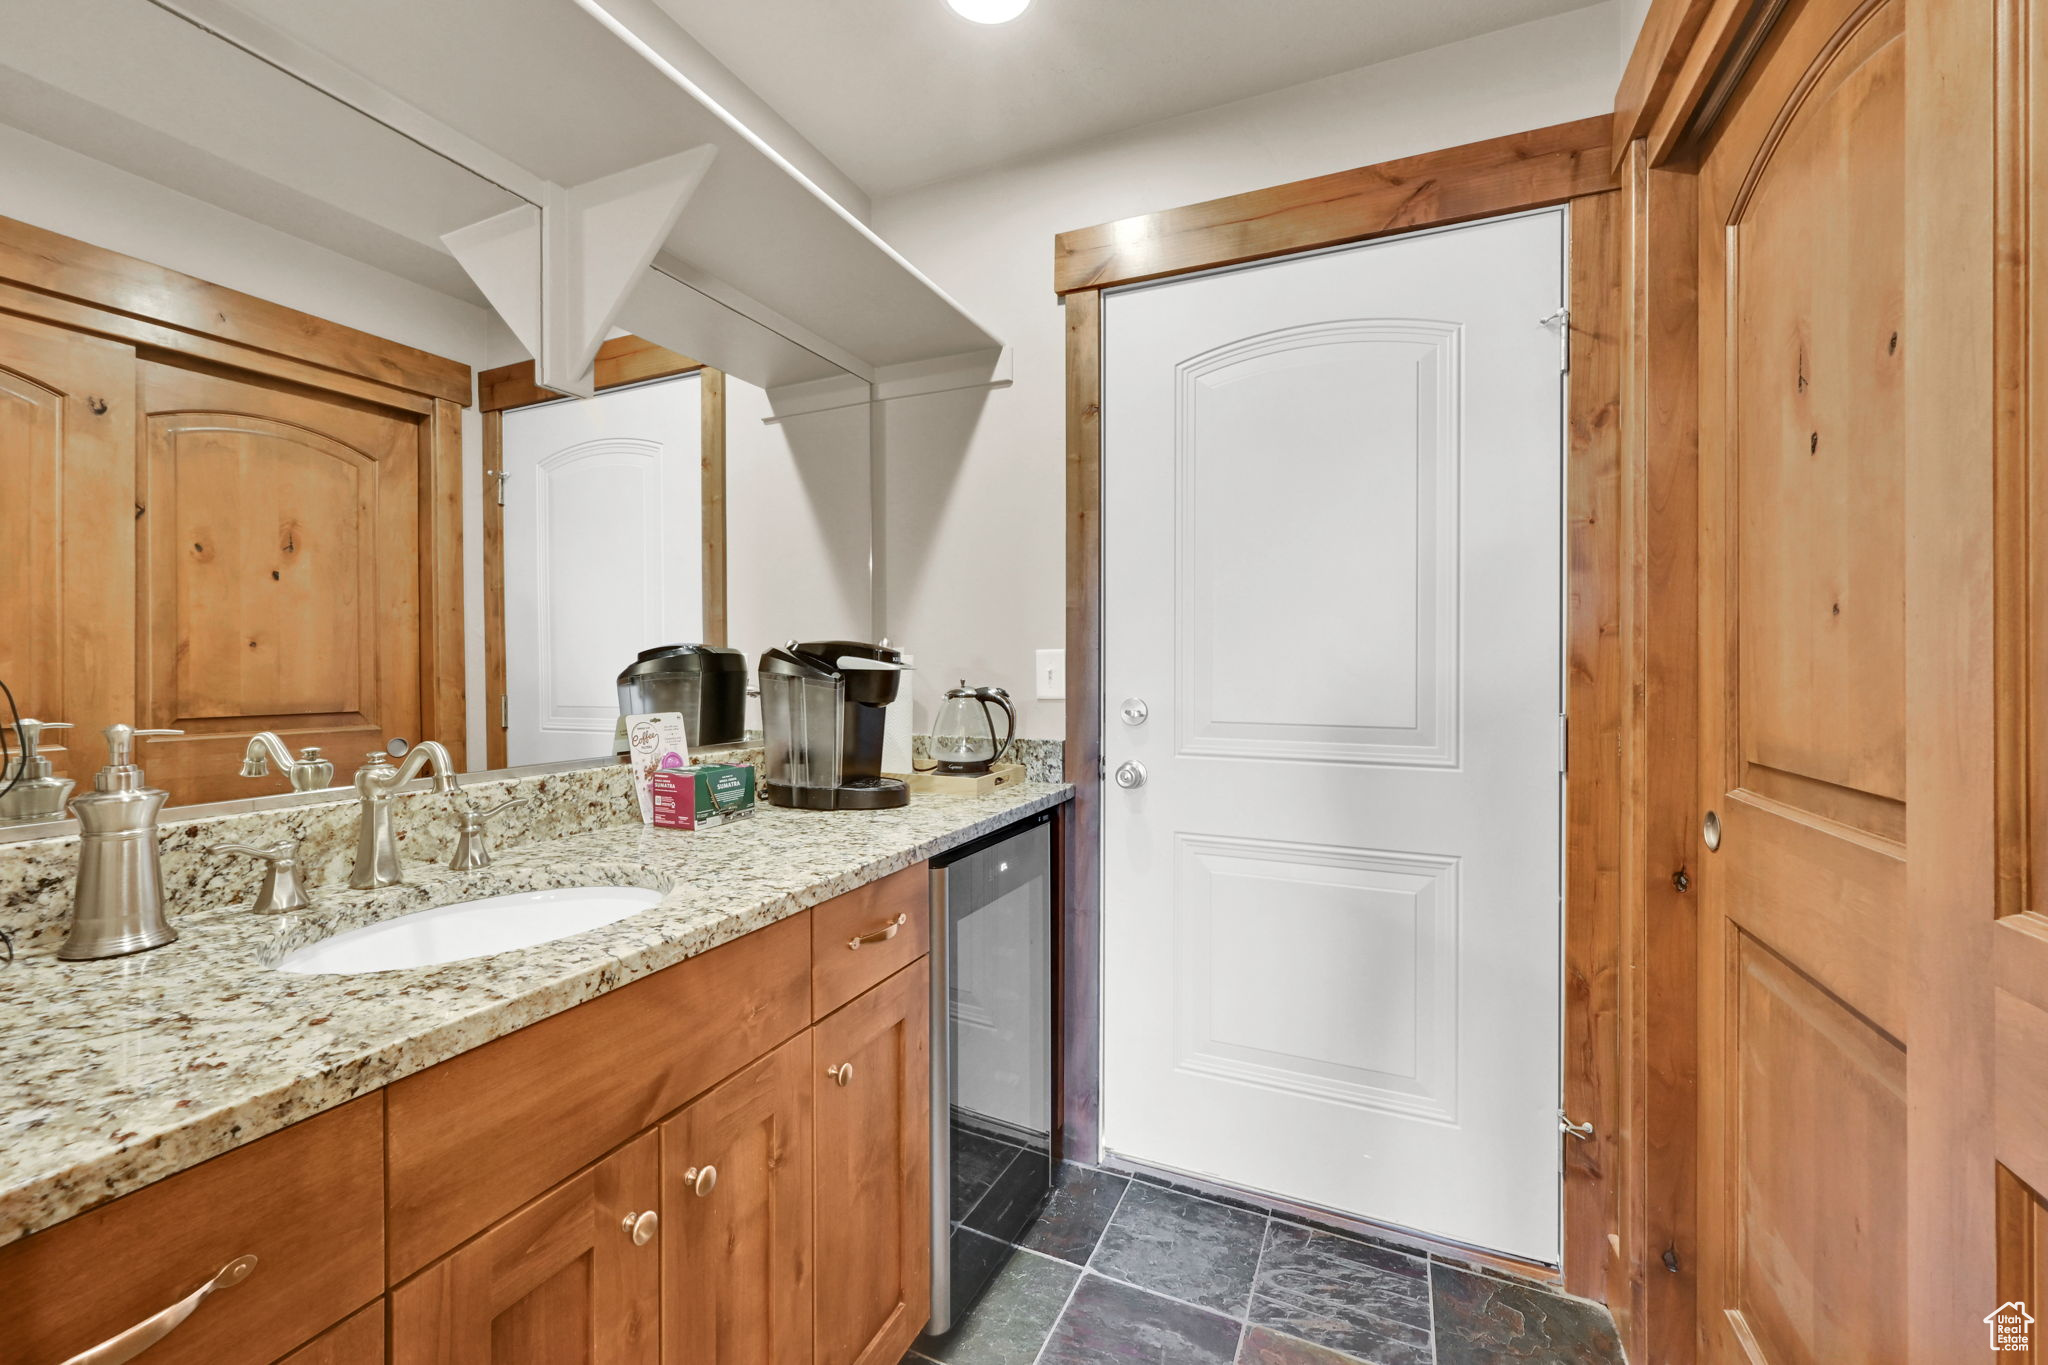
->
1119;697;1149;726
1703;810;1722;852
1114;760;1147;789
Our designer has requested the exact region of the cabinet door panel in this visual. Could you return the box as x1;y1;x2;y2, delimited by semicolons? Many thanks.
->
663;1033;815;1365
392;1132;660;1365
278;1303;385;1365
0;311;135;787
813;960;931;1365
136;360;424;804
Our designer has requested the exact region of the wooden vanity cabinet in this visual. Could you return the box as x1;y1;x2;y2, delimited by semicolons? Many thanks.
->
392;1132;662;1365
660;1034;816;1365
278;1304;385;1364
812;959;932;1365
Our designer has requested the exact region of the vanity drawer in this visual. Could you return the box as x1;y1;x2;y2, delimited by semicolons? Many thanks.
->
386;911;811;1280
0;1096;383;1365
811;862;930;1019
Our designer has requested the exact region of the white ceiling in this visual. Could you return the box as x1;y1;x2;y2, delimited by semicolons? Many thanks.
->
656;0;1597;197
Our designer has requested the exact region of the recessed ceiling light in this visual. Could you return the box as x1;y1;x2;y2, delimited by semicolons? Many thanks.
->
946;0;1030;23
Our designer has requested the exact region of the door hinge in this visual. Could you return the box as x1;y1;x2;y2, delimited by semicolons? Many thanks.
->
1540;306;1571;373
1558;714;1569;774
490;469;509;506
1559;1109;1594;1141
499;694;509;729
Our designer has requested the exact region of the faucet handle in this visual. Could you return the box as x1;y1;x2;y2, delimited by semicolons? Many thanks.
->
210;839;312;914
446;795;530;871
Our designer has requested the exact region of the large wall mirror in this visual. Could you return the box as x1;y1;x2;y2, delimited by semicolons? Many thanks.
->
0;0;875;821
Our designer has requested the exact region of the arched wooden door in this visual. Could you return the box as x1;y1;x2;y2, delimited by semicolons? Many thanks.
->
1691;0;1908;1359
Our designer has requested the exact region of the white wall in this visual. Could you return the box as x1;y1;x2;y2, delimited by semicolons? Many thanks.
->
870;2;1624;739
723;377;875;728
0;123;508;767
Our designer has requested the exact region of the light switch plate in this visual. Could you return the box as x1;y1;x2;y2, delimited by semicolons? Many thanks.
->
1035;649;1066;700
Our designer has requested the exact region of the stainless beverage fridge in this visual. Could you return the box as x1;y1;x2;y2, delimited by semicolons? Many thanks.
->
927;809;1055;1335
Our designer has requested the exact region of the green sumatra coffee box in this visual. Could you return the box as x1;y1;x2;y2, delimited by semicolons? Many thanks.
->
649;763;757;831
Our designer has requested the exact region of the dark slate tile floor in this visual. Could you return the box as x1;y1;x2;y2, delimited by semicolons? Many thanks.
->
905;1164;1627;1365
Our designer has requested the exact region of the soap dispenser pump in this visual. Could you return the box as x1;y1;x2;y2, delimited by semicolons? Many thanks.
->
59;723;184;961
0;718;75;821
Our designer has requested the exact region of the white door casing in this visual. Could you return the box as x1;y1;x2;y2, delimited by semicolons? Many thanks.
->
503;374;703;764
1100;210;1566;1260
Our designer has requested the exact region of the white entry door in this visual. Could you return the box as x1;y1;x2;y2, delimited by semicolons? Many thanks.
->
1100;210;1565;1260
502;374;703;765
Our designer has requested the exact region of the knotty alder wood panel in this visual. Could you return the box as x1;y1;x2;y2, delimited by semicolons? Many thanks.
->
662;1034;816;1365
392;1132;661;1365
1614;139;1702;1365
136;361;428;806
0;214;469;405
1561;189;1625;1307
813;959;931;1365
1061;288;1103;1160
385;913;811;1280
1692;1;1908;1362
0;1096;384;1365
1052;116;1616;294
0;311;136;790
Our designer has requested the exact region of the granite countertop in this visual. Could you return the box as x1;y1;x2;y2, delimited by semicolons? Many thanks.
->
0;781;1070;1247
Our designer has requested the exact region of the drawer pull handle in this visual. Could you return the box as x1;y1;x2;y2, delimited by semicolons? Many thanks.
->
683;1164;719;1197
827;1062;855;1087
848;913;908;950
61;1254;257;1365
621;1210;659;1246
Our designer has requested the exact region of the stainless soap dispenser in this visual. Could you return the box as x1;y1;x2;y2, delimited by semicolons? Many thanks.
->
59;723;184;961
0;718;75;821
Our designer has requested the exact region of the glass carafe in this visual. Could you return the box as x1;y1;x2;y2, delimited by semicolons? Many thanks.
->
930;683;1016;775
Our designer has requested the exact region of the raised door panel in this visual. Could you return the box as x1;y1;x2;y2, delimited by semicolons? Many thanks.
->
392;1132;660;1365
1694;0;1909;1360
136;360;423;805
662;1033;815;1365
0;312;135;788
813;960;931;1365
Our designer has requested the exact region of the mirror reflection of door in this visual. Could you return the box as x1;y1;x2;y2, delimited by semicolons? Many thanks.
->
501;375;705;765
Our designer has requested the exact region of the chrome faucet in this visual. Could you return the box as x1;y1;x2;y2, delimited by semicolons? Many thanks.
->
239;732;335;792
349;742;460;889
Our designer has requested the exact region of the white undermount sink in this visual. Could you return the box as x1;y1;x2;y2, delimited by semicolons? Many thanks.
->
277;886;664;975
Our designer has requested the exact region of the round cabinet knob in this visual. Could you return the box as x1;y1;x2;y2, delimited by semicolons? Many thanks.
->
828;1062;855;1087
1119;697;1149;726
1114;760;1148;790
684;1164;718;1198
1703;810;1722;852
621;1210;659;1246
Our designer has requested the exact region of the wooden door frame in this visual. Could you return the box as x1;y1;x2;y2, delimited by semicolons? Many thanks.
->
0;213;473;767
1055;115;1627;1294
477;336;728;771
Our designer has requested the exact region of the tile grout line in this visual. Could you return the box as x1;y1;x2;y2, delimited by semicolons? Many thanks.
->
1028;1169;1130;1365
1030;1260;1089;1365
1427;1257;1441;1365
1236;1213;1273;1364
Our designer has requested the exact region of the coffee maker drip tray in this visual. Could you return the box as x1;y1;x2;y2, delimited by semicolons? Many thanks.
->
764;775;909;811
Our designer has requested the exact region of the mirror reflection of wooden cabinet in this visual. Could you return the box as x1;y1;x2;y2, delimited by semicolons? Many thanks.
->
0;215;469;806
137;362;433;804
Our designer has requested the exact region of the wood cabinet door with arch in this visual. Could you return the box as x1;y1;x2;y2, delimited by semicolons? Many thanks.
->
0;312;136;789
1692;0;1908;1360
135;360;429;804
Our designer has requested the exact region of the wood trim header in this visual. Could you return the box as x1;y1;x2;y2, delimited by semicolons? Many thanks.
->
1051;114;1616;295
479;335;705;412
1611;0;1776;168
0;214;472;406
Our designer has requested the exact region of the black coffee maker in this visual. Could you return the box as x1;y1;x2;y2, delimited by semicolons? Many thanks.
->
757;640;909;810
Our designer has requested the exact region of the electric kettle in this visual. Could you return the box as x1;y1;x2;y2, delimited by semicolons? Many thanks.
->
929;682;1016;775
